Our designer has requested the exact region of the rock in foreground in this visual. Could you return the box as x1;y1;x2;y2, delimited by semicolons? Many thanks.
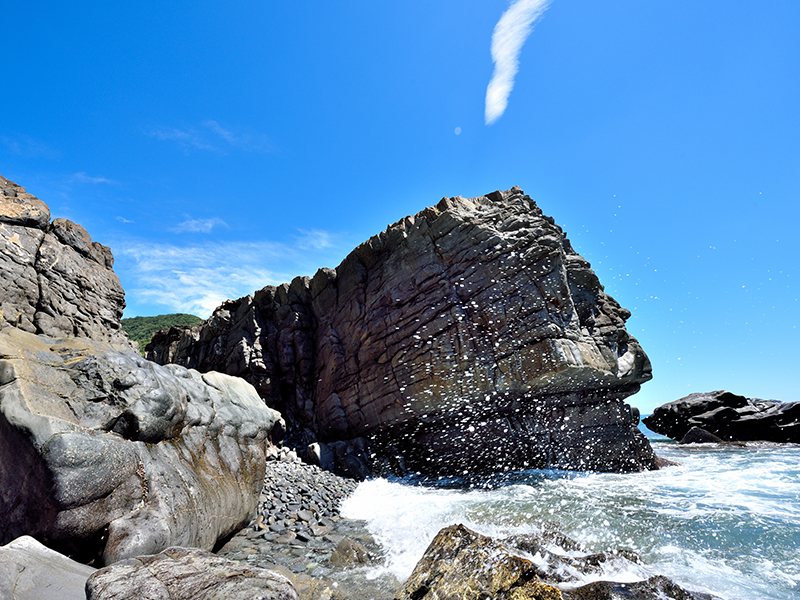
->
148;187;655;475
0;327;283;565
86;546;299;600
0;535;95;600
643;390;800;443
396;524;716;600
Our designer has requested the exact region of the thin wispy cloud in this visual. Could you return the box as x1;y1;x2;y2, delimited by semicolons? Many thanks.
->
115;232;348;317
0;135;60;159
485;0;552;125
72;172;115;184
117;216;133;224
203;120;272;152
297;229;336;250
146;121;271;153
171;217;228;234
146;127;216;151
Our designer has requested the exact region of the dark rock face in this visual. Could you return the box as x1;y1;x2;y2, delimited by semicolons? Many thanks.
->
0;175;130;348
0;327;283;565
643;390;800;443
148;188;655;475
85;546;300;600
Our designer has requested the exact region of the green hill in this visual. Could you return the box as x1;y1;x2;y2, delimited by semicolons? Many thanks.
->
121;313;203;354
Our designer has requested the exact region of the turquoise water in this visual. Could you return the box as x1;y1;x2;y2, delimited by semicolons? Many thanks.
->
341;433;800;599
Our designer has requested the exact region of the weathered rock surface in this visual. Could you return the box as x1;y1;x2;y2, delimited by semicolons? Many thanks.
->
0;175;131;349
0;326;283;565
149;188;654;475
394;524;562;600
395;524;714;600
0;535;95;600
643;390;800;443
85;546;299;600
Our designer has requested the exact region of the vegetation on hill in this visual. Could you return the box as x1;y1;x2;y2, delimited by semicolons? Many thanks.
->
121;313;203;354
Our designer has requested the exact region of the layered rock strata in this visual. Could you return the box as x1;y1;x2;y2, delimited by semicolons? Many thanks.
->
0;326;283;565
643;390;800;443
0;175;131;349
149;187;655;474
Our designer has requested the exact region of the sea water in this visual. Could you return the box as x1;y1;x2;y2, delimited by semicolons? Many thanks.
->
340;429;800;599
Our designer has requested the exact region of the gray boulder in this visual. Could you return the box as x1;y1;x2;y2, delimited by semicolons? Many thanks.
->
0;535;95;600
85;546;299;600
643;390;800;443
0;175;130;349
0;327;283;565
148;187;656;475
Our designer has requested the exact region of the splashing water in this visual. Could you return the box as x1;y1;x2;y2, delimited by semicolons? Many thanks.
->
341;439;800;599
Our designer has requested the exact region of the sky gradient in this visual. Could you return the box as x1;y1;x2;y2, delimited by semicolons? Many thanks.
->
3;1;799;413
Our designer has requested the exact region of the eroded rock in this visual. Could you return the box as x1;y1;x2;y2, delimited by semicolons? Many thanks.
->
149;188;655;475
0;327;283;565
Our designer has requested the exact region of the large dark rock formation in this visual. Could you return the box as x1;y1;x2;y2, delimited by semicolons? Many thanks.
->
148;187;655;475
0;175;131;349
643;390;800;443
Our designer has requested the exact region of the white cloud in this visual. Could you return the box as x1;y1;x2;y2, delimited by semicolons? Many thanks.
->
115;233;348;318
485;0;552;125
0;135;60;159
172;217;228;234
296;229;336;250
146;121;271;153
117;216;133;224
203;120;272;152
72;172;115;184
146;127;217;151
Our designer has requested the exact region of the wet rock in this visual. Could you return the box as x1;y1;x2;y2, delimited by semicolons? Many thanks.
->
644;390;800;443
85;546;299;600
329;537;373;566
0;327;283;565
561;575;717;600
679;426;724;444
0;535;95;600
0;175;131;349
148;187;655;475
395;524;562;600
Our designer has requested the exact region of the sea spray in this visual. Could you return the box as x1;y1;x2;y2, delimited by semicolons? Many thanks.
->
341;441;800;599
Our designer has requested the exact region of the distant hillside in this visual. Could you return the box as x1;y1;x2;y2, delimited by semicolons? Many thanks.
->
121;313;203;354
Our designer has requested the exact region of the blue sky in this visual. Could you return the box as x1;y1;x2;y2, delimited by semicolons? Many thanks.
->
3;1;799;412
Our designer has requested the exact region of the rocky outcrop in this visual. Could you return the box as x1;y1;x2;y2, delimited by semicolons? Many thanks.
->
395;524;714;600
0;535;96;600
148;187;655;475
0;327;283;565
0;175;130;349
85;546;299;600
643;390;800;443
